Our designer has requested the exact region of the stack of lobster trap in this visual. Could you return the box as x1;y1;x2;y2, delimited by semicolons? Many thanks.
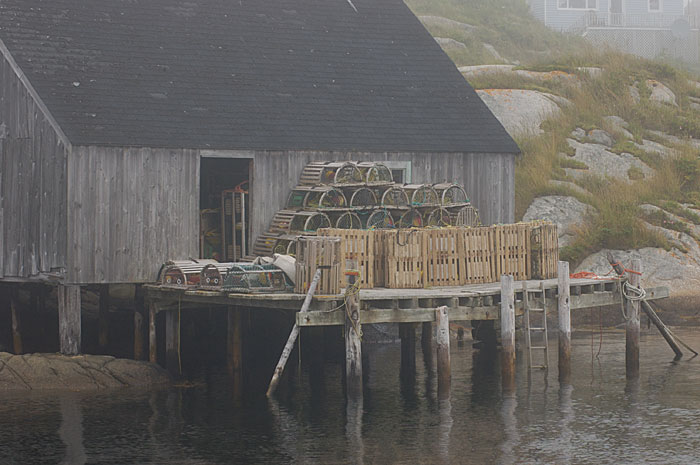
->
252;161;481;258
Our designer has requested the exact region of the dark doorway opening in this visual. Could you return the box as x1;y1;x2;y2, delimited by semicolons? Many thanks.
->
199;158;252;261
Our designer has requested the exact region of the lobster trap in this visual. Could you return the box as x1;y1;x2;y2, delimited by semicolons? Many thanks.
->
366;210;395;229
434;183;469;206
161;259;220;286
404;184;439;206
300;161;364;185
424;207;452;227
333;211;363;229
289;211;332;233
356;162;393;185
222;264;293;293
396;208;424;228
451;205;481;227
380;186;409;207
348;187;378;208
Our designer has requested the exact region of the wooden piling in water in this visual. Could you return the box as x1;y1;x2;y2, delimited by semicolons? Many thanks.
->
345;271;363;400
149;303;157;363
557;261;571;384
98;284;109;351
10;288;22;354
421;321;433;357
436;306;451;400
500;275;516;391
165;309;181;376
626;259;641;379
400;323;416;380
134;308;145;361
58;285;81;355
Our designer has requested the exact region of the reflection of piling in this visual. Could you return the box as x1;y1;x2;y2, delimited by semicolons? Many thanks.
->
98;285;109;352
58;285;81;355
626;259;641;379
436;306;451;400
228;306;243;397
345;272;363;400
149;303;157;363
10;288;22;354
557;261;571;384
165;309;181;376
500;275;516;391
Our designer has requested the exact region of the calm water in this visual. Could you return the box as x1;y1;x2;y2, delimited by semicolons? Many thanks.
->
2;329;700;465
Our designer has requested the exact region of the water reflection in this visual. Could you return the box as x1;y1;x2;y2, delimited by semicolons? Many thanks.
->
58;395;86;465
2;330;700;464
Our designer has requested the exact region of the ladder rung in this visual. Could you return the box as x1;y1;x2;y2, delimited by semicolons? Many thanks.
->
529;308;545;312
532;365;548;369
530;327;546;331
531;346;548;350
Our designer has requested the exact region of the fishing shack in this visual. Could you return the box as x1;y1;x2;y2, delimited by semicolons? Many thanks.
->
0;0;521;356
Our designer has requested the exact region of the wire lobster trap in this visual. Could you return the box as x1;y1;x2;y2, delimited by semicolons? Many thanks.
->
380;186;409;207
299;161;363;185
424;207;452;227
356;162;393;185
334;211;363;229
160;259;220;286
348;187;378;208
450;205;481;227
199;262;238;289
304;187;347;209
222;264;293;293
396;208;423;228
273;235;299;256
366;209;395;229
404;184;439;206
434;183;469;206
289;211;332;234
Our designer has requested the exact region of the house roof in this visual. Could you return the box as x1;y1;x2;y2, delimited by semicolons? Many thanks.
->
0;0;520;153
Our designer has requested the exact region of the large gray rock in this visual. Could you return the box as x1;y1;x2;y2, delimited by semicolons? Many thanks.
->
476;89;568;138
483;43;508;63
633;139;678;159
0;353;171;391
647;80;678;106
648;130;700;150
460;65;578;83
435;37;467;50
603;116;634;139
587;129;615;147
522;196;595;247
459;64;515;78
566;139;653;182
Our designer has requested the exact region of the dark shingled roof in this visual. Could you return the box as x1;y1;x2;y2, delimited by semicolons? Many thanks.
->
0;0;519;153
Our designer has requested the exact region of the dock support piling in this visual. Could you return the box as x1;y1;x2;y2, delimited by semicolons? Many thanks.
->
148;303;157;363
165;309;181;376
58;285;81;355
98;285;109;351
626;259;641;379
421;321;433;358
134;308;145;361
10;288;22;354
557;261;572;384
500;275;516;391
436;306;451;400
400;323;416;381
345;273;363;400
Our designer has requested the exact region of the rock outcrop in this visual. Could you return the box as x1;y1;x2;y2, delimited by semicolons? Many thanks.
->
565;139;652;182
647;80;677;106
523;196;595;247
0;353;171;391
476;89;568;137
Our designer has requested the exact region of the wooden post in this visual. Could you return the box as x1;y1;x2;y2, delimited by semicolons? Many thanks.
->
10;288;22;354
421;321;433;357
165;309;181;376
134;309;145;361
640;300;683;359
227;306;243;377
436;306;451;400
500;275;516;391
267;269;322;397
58;285;81;355
557;261;571;384
399;323;416;381
626;259;641;379
98;285;109;351
345;272;363;400
149;303;157;363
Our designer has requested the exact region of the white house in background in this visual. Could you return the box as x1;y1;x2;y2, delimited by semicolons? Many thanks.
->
527;0;699;63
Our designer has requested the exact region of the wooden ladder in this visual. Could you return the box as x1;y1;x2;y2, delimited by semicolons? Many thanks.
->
523;281;549;370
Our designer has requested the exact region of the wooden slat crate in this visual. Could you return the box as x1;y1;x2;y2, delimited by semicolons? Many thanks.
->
373;230;388;288
295;236;341;295
491;224;529;281
319;228;375;289
422;228;461;287
459;227;494;284
384;229;423;289
530;221;559;279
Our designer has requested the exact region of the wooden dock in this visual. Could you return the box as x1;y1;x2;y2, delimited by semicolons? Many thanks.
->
143;276;669;325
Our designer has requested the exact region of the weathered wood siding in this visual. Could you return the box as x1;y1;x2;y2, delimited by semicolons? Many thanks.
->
250;151;515;246
0;51;68;278
67;146;199;284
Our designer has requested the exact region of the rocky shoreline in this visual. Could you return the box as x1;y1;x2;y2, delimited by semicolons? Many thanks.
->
0;353;171;391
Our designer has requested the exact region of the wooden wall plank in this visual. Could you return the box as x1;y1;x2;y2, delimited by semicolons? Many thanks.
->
0;53;68;278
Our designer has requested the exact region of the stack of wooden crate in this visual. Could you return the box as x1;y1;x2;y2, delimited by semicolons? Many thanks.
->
313;222;558;291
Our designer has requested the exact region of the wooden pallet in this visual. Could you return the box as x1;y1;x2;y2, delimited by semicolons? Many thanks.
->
491;224;530;281
318;228;375;289
422;228;461;287
460;227;494;284
384;230;423;289
530;222;559;279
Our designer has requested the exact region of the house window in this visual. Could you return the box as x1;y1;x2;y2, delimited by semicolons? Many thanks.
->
381;161;412;183
558;0;597;9
649;0;662;11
